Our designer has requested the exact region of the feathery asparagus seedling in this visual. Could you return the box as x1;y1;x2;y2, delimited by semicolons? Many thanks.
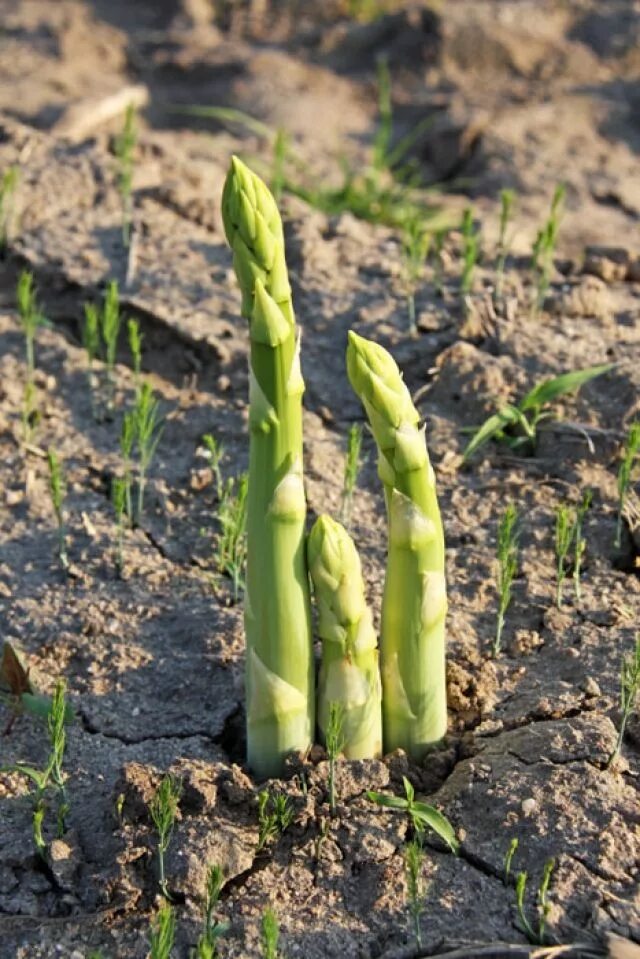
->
615;421;640;549
504;837;519;884
554;504;573;610
515;859;555;945
257;789;294;852
325;702;346;816
531;184;565;317
368;777;459;853
149;901;176;959
607;633;640;768
221;156;313;778
401;215;430;334
193;864;229;959
149;774;182;899
112;476;127;574
115;103;137;247
0;165;19;249
17;271;45;440
215;473;248;602
404;838;425;947
341;423;363;527
46;448;69;571
202;433;225;500
132;382;163;522
308;515;382;760
495;188;515;298
460;207;479;295
102;280;122;417
127;318;143;393
261;907;280;959
347;331;447;758
120;410;136;525
573;489;591;602
494;503;518;657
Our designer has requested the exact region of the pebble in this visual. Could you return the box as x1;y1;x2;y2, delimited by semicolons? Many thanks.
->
521;798;538;816
581;677;601;697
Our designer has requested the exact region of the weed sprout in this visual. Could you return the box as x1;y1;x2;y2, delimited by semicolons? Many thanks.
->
531;184;565;317
261;907;280;959
83;302;101;419
607;633;640;768
0;165;19;249
149;901;176;959
149;774;182;899
573;489;591;603
460;207;479;295
215;473;248;602
102;280;122;417
17;270;45;440
404;838;425;947
515;858;555;945
431;229;447;297
257;789;293;852
367;777;459;852
401;215;430;334
112;476;127;574
127;318;143;393
554;504;573;610
615;421;640;549
133;382;164;521
503;837;519;884
46;448;69;571
341;423;363;527
325;702;345;816
494;504;518;657
202;433;225;500
115;103;137;247
193;864;229;958
495;188;515;299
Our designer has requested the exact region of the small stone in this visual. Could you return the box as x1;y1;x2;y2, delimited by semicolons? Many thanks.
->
216;375;231;392
581;677;601;697
521;798;537;816
190;467;213;491
5;489;23;506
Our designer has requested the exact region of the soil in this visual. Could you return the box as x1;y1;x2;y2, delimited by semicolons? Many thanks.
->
0;1;639;957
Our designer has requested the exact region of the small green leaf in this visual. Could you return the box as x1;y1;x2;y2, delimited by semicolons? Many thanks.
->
520;364;613;413
462;405;522;461
411;801;460;854
0;763;47;788
367;790;409;811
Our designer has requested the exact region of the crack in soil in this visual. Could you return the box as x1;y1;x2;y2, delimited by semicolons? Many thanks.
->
77;708;222;747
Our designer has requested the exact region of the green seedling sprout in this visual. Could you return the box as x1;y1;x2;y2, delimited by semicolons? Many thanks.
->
367;777;459;853
494;503;518;657
341;422;363;527
257;789;294;852
404;838;425;947
127;318;143;393
607;633;640;768
115;103;137;246
46;448;69;571
83;302;101;418
615;421;640;549
17;271;45;440
112;476;127;574
120;410;135;525
401;215;430;334
0;165;19;249
132;381;164;522
261;907;280;959
515;858;555;945
149;774;182;899
573;489;591;603
495;188;515;299
460;207;479;295
325;702;346;816
462;363;614;461
149;901;176;959
193;864;229;959
554;504;573;610
504;837;519;884
102;280;122;417
531;184;565;317
215;473;248;603
202;433;225;499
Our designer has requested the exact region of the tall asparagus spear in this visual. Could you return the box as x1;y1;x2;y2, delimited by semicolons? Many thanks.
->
346;331;447;758
308;514;382;760
221;156;313;778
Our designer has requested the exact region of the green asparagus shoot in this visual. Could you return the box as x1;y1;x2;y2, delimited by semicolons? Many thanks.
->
431;229;446;297
401;214;430;334
495;188;515;298
202;433;225;500
341;423;363;527
607;633;640;768
0;165;19;249
504;837;519;884
261;907;280;959
494;504;518;657
531;184;565;317
132;382;164;522
112;476;127;574
404;838;425;947
127;318;143;392
257;789;294;852
149;901;176;959
325;702;346;816
615;421;640;549
17;270;45;439
215;473;248;603
46;448;69;571
462;363;614;460
149;774;182;899
115;103;137;246
193;864;229;958
460;207;479;295
554;504;574;609
367;777;459;853
515;859;555;945
102;280;122;417
573;489;591;602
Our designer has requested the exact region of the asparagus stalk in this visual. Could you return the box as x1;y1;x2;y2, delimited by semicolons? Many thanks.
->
308;514;382;760
346;331;447;758
221;156;313;778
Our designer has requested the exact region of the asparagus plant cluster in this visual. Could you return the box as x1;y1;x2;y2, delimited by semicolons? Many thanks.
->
222;158;449;777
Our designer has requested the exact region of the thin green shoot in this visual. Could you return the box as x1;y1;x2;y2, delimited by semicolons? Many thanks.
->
215;473;248;602
462;363;614;461
313;816;330;863
404;838;425;947
615;421;640;549
112;476;127;574
102;280;122;417
367;777;459;853
46;448;69;571
607;633;640;768
127;318;143;393
494;504;518;657
372;56;392;174
271;128;289;203
17;271;45;440
257;789;294;852
401;215;430;334
149;901;176;959
202;433;225;500
341;423;363;527
149;774;182;899
554;504;574;610
120;410;136;525
325;702;346;816
460;207;479;295
193;864;229;959
573;489;591;603
261;907;279;959
515;859;555;945
115;103;137;247
503;837;519;884
531;184;565;317
495;188;515;298
0;165;19;249
132;382;164;522
83;303;101;418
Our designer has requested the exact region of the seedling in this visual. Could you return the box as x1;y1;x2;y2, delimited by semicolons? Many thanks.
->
120;410;136;525
401;215;430;334
46;448;69;571
573;489;591;603
193;864;229;959
202;433;225;500
257;789;294;852
271;128;289;204
462;363;613;461
132;382;164;521
112;476;127;574
149;774;182;899
503;837;519;884
367;777;459;853
17;271;45;440
494;503;518;656
0;165;19;249
325;702;346;816
341;423;363;527
607;633;640;768
83;303;101;419
404;838;425;947
531;184;565;316
215;473;248;602
261;907;280;959
149;901;176;959
127;318;143;393
515;858;555;945
115;103;137;246
495;188;516;298
554;504;573;610
102;280;122;417
615;421;640;549
460;207;479;295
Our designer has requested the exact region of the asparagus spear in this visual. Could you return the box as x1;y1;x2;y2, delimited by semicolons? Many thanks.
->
346;331;447;758
308;514;382;760
221;157;313;778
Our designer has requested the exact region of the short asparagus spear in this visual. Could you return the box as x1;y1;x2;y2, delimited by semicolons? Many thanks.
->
347;331;447;758
221;156;313;778
308;514;382;760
